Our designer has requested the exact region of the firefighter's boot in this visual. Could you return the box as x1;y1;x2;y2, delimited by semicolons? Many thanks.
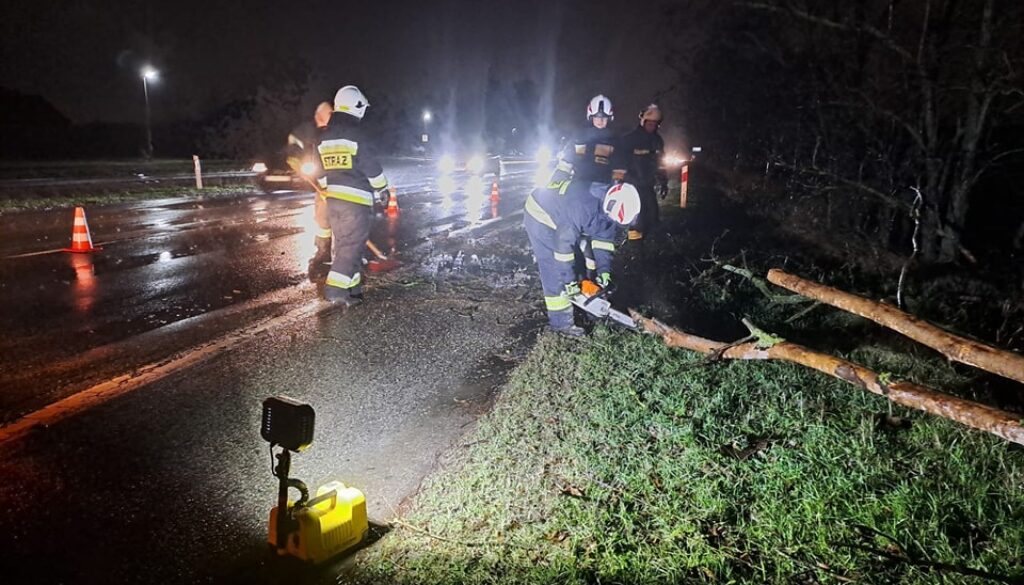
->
308;237;332;282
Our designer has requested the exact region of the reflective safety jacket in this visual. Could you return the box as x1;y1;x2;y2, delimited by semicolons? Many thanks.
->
618;126;666;186
552;125;627;185
315;113;389;206
524;179;618;281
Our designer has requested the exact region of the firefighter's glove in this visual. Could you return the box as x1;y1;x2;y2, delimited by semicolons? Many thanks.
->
596;272;611;288
563;281;581;297
373;189;388;210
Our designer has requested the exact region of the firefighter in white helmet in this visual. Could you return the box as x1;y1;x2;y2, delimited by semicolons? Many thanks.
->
523;178;640;337
549;95;627;201
619;104;668;241
313;85;390;306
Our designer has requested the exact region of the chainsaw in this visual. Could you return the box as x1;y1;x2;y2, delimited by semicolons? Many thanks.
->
570;279;636;330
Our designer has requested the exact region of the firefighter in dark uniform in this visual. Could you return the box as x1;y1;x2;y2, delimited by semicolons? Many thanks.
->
547;94;630;279
524;179;640;337
549;94;628;201
314;85;389;306
619;104;668;241
286;101;334;276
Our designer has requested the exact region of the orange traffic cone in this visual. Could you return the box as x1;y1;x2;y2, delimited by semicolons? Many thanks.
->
386;185;399;216
63;207;101;253
490;181;500;203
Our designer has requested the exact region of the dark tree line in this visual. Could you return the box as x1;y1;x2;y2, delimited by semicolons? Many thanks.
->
668;0;1024;264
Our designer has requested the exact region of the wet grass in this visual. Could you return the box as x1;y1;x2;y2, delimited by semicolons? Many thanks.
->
0;158;247;180
0;184;260;212
348;328;1024;584
343;176;1024;584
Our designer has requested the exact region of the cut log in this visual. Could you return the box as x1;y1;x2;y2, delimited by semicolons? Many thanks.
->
631;311;1024;447
767;269;1024;385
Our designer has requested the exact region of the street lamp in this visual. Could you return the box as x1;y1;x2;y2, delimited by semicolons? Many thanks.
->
141;66;158;159
421;110;432;146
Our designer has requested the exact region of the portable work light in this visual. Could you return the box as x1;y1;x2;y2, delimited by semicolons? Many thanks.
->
261;396;368;564
261;396;315;452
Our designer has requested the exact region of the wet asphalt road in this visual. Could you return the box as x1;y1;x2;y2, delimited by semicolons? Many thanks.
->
0;158;548;584
0;159;543;422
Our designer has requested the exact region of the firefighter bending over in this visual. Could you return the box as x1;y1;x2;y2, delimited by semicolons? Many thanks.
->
286;102;334;277
314;85;389;306
524;180;640;337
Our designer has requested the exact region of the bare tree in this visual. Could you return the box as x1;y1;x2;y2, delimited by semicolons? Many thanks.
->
738;0;1024;263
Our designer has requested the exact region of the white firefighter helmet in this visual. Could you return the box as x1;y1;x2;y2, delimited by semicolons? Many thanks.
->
603;183;641;225
587;94;614;120
334;85;369;119
640;104;663;123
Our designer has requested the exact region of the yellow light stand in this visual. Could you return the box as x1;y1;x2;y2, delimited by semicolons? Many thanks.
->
269;481;368;564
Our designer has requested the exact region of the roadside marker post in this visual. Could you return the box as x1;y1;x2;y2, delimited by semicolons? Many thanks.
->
679;162;689;208
193;155;203;189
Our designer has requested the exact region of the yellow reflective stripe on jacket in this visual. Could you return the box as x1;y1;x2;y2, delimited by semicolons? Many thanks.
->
545;178;571;194
525;193;557;230
592;239;615;252
553;251;575;263
326;271;362;289
544;294;572;312
324;185;373;206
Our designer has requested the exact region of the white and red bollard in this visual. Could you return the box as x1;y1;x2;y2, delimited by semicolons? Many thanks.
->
679;162;689;208
193;155;203;189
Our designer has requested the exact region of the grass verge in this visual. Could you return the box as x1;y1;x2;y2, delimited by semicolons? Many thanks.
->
350;329;1024;583
0;184;260;212
342;168;1022;584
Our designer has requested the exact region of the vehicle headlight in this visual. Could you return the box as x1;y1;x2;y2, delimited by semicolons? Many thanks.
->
300;161;316;176
252;162;268;173
661;153;685;167
535;145;552;162
466;155;484;174
439;154;456;174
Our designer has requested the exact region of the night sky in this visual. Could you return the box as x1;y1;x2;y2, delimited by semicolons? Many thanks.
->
1;0;680;140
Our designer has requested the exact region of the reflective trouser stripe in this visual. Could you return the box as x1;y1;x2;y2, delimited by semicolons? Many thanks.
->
316;228;332;239
553;251;574;263
592;239;615;252
324;186;373;206
326;271;362;289
525;193;557;230
545;294;571;311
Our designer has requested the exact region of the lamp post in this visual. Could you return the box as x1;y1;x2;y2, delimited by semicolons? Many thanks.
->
421;110;432;145
141;67;158;159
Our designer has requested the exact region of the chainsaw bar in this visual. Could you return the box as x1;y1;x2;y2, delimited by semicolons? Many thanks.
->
570;294;636;330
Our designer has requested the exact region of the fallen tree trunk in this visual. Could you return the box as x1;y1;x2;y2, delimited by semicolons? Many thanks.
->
767;269;1024;385
630;311;1024;447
